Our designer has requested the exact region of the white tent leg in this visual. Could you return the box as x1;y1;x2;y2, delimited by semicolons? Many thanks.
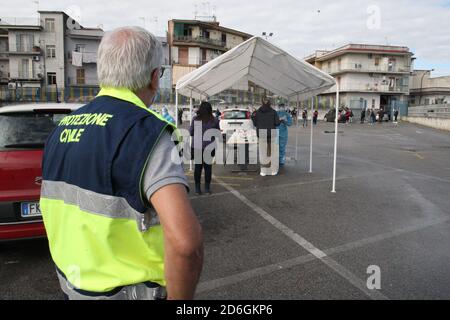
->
295;95;299;162
189;91;193;172
332;82;339;193
175;89;179;128
309;96;314;173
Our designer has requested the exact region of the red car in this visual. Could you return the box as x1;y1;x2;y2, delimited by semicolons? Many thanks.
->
0;103;81;241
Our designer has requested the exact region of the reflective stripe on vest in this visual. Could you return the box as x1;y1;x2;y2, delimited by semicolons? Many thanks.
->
41;180;160;231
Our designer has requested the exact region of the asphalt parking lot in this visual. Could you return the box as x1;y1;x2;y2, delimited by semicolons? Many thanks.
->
1;120;449;300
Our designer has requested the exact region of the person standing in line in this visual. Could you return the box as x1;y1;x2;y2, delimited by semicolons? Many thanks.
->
190;101;220;195
360;109;366;124
292;108;298;125
370;109;376;125
252;98;280;176
276;104;293;166
378;108;384;123
313;109;319;125
302;109;308;128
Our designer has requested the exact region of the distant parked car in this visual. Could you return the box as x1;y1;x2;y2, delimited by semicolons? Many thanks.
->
0;103;82;241
219;108;255;138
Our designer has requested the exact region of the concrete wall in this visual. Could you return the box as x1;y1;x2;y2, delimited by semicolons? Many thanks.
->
225;33;244;50
403;116;450;132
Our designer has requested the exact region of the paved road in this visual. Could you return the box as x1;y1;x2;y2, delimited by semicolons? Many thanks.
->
1;120;449;300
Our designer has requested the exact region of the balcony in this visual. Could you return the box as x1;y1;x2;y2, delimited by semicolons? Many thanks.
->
173;35;226;49
9;45;41;55
11;72;42;81
321;62;411;75
325;82;409;94
70;51;97;66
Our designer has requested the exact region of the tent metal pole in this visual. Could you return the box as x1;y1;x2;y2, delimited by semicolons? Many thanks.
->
175;89;179;128
295;94;299;162
189;91;193;172
332;82;339;193
309;96;314;173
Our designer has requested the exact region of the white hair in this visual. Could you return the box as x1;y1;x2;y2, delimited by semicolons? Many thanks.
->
97;26;163;91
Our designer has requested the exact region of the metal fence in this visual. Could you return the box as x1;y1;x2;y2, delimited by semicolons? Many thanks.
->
408;104;450;119
0;87;288;107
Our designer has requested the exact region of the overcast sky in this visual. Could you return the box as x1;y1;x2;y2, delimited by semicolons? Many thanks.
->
2;0;450;76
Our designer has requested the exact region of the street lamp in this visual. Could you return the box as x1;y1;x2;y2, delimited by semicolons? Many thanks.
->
261;32;274;40
419;68;434;106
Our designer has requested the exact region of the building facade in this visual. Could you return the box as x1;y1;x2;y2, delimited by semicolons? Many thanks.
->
305;44;415;115
0;11;103;103
409;70;450;106
167;19;252;88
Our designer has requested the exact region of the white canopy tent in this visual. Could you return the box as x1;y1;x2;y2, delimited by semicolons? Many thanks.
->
175;36;340;192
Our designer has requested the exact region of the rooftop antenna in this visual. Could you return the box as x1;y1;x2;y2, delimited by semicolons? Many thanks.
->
194;4;198;20
195;1;216;22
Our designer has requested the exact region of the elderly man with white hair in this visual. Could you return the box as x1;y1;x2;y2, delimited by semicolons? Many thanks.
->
40;27;203;300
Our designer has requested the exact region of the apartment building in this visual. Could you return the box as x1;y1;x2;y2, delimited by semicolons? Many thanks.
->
409;70;450;106
167;19;252;88
0;11;103;101
156;36;172;91
305;44;415;114
0;18;44;90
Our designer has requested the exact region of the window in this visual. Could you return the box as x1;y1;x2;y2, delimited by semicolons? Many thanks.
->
16;34;34;52
20;59;29;78
374;57;380;66
47;72;57;85
0;112;69;150
75;44;85;53
221;33;227;43
76;69;85;85
45;19;55;32
46;45;56;58
183;26;192;37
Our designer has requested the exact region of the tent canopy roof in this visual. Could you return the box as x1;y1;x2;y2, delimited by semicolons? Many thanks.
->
176;36;336;101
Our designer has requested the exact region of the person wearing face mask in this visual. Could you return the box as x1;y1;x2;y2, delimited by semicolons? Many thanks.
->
276;103;293;166
161;106;175;124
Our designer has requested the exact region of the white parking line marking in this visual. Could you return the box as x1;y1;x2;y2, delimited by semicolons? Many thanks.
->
197;216;450;295
212;176;389;300
189;169;399;200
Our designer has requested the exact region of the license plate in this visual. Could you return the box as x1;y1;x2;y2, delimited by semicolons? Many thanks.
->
21;202;41;218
